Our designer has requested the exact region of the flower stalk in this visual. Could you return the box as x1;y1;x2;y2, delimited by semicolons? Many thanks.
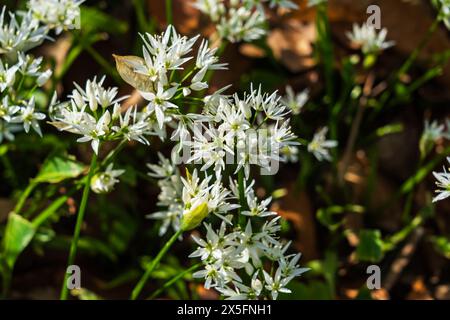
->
131;228;183;300
60;152;98;300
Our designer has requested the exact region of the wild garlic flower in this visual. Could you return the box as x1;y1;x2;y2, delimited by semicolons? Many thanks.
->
308;126;337;161
282;86;309;115
420;119;445;158
90;163;125;194
194;0;297;43
432;157;450;202
0;7;47;62
188;85;299;178
346;23;395;55
147;150;307;299
0;59;18;91
49;76;155;154
28;0;84;35
191;217;308;299
115;25;227;132
0;51;51;142
10;97;45;137
148;155;239;235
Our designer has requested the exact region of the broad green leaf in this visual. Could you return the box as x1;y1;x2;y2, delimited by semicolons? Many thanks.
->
34;155;85;184
1;213;36;270
356;229;385;263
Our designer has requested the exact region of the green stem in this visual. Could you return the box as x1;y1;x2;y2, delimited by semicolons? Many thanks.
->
60;153;98;300
131;229;183;300
85;45;121;84
147;263;201;300
32;194;71;229
165;0;173;25
14;180;38;214
398;18;439;78
101;140;127;168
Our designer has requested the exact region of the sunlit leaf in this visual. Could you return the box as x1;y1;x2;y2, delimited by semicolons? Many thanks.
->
356;229;385;263
1;213;36;270
34;154;85;184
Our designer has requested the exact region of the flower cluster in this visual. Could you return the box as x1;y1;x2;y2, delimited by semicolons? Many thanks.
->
1;1;84;143
28;0;84;35
188;85;299;178
49;76;157;154
193;0;298;43
148;152;308;300
0;53;51;142
115;25;313;300
346;23;395;55
114;25;226;133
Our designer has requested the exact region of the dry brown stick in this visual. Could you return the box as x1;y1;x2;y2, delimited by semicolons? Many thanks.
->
382;227;425;292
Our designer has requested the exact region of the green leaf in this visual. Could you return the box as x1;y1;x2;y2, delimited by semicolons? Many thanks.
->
1;213;36;270
80;7;128;35
356;229;385;263
34;154;85;184
317;205;365;231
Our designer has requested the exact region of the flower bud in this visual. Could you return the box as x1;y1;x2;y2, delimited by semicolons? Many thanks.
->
180;202;209;231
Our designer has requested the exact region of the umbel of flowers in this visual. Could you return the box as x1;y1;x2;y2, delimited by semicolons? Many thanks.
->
111;25;316;300
0;0;83;143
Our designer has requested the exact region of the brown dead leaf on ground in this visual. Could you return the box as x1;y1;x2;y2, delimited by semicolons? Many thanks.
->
435;284;450;300
267;19;317;73
406;277;433;300
272;184;318;261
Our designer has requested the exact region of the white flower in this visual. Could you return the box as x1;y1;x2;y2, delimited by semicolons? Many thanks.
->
346;23;395;54
196;39;228;70
216;6;266;43
308;127;337;161
11;97;45;136
0;59;18;92
282;86;309;115
140;83;178;129
17;53;52;85
432;158;450;203
50;76;153;154
241;192;276;217
147;152;176;179
263;268;292;300
76;110;111;154
422;119;445;142
0;7;47;60
193;0;225;22
90;163;125;194
28;0;84;34
0;96;19;122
